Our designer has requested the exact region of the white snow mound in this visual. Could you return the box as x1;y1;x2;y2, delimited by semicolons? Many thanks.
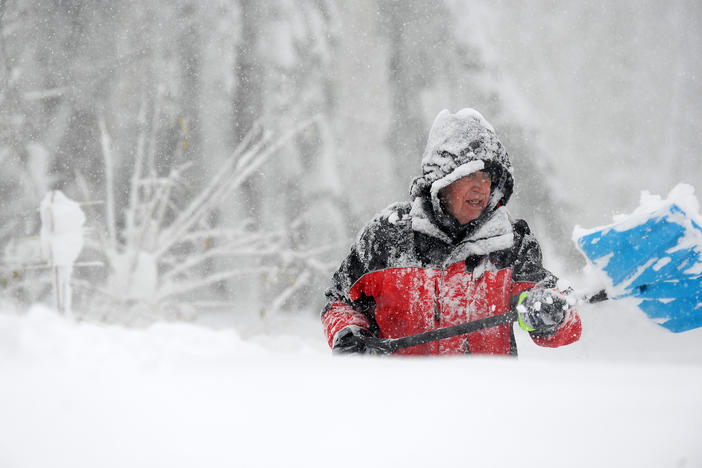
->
0;305;701;468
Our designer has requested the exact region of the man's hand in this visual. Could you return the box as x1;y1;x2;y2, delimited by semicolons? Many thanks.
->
516;288;568;333
332;326;371;354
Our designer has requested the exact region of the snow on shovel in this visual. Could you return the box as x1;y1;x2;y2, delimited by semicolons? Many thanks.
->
573;184;702;333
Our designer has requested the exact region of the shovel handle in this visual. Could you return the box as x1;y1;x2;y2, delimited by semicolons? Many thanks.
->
362;289;608;355
363;310;519;355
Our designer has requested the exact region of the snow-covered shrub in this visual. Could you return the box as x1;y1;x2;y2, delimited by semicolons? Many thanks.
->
0;141;52;301
73;116;336;324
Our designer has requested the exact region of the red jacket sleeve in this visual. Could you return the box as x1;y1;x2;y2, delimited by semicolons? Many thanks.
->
321;222;378;349
530;308;582;348
321;302;371;348
510;220;582;349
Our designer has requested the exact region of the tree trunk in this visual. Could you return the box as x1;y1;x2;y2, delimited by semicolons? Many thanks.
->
377;0;430;195
233;0;265;227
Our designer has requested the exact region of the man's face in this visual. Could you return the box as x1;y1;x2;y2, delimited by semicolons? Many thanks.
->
439;171;492;224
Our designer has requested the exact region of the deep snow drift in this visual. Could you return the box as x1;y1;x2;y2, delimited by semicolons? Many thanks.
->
0;302;701;468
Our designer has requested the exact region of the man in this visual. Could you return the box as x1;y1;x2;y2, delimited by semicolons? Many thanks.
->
322;109;581;355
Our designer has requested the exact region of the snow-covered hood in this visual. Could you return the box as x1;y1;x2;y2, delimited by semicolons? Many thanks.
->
409;108;514;217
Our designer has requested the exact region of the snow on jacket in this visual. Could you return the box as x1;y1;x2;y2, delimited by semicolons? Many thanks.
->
321;109;581;355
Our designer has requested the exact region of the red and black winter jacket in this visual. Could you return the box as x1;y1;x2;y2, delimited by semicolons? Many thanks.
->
321;201;582;356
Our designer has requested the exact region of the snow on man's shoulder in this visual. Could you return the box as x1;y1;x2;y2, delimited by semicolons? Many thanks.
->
375;201;413;227
353;201;413;248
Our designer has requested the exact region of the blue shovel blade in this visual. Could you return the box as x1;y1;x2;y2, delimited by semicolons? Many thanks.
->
630;277;702;332
575;204;702;332
638;298;702;333
631;277;702;300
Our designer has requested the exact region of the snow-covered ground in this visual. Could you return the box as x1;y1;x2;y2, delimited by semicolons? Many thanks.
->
1;301;701;468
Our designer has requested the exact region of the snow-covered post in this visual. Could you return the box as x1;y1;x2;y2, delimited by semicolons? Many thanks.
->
40;191;86;317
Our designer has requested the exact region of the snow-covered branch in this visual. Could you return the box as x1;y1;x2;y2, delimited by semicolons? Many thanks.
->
98;118;117;248
156;266;274;302
73;113;337;320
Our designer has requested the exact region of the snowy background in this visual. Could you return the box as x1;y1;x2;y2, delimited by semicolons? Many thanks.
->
1;1;701;467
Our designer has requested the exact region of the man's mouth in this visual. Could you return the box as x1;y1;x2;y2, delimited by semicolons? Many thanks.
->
466;199;484;206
